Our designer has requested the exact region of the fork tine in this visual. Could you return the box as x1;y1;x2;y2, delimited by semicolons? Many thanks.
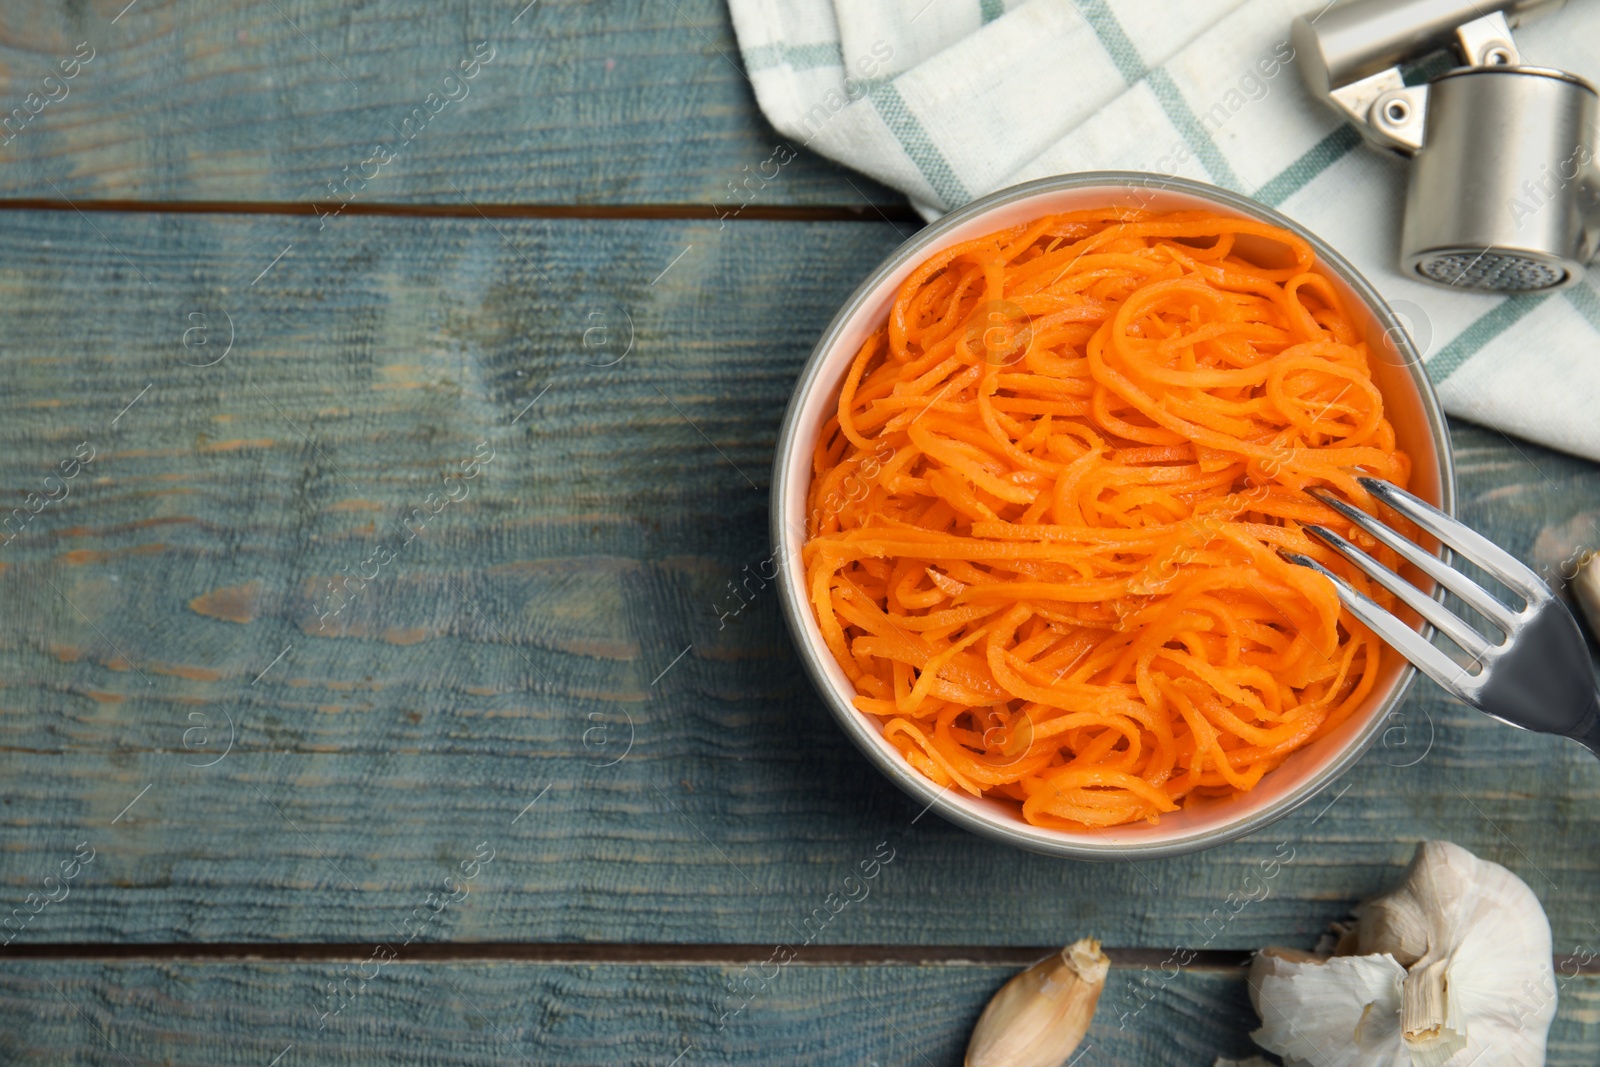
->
1304;524;1496;661
1279;550;1479;699
1306;487;1520;634
1357;478;1550;606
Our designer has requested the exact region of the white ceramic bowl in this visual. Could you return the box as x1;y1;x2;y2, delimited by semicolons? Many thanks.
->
771;173;1456;860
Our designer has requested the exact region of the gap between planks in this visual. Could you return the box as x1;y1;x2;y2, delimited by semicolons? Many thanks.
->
0;199;922;224
5;944;1244;969
4;944;1596;975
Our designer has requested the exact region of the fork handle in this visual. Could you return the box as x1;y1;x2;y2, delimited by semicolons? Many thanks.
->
1574;694;1600;761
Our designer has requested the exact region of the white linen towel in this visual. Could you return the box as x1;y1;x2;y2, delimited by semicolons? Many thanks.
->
727;0;1600;463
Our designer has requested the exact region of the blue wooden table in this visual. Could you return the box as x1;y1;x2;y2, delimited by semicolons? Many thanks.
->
0;2;1597;1063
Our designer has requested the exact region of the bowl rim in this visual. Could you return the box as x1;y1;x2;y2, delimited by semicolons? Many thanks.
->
770;171;1458;860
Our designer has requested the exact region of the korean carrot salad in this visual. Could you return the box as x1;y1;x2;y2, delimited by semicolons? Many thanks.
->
802;208;1412;830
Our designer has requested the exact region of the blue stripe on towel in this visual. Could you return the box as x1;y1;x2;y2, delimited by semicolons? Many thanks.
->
1072;0;1145;85
867;83;970;211
1428;295;1551;385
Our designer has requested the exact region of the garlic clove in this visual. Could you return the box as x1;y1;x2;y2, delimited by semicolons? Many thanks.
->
1348;892;1430;966
965;937;1108;1067
1248;947;1406;1067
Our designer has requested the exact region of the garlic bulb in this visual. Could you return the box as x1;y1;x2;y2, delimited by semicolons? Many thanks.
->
966;937;1108;1067
1250;841;1556;1067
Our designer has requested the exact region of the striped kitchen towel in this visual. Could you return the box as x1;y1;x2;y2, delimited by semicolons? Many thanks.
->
727;0;1600;464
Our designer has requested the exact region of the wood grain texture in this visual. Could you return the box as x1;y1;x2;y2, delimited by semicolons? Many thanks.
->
0;0;902;208
0;209;1597;958
5;960;1597;1066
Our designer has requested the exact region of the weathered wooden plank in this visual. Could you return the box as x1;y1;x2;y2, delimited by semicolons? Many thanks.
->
0;210;1597;951
6;959;1597;1066
0;0;901;207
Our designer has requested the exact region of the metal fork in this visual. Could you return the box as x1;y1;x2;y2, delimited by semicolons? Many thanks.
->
1279;477;1600;760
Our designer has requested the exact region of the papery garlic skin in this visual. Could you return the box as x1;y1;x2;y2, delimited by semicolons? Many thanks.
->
1249;948;1408;1067
1249;841;1557;1067
966;937;1108;1067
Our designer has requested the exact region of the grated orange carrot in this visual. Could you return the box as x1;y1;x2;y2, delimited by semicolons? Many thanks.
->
803;207;1413;830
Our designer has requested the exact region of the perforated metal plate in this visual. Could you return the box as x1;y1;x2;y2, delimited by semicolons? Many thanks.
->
1416;250;1567;291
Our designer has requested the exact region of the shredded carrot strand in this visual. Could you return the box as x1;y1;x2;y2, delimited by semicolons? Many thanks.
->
804;207;1413;830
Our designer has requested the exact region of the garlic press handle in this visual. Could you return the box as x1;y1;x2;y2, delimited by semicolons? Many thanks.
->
1291;0;1565;101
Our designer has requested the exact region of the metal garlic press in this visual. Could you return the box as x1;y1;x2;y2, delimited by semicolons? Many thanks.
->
1292;0;1600;291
